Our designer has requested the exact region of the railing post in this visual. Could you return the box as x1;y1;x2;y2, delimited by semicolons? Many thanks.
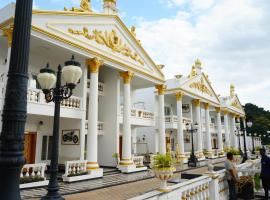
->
205;165;220;200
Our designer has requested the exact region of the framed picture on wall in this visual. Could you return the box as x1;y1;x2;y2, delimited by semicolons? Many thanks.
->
61;129;80;145
184;133;190;143
182;104;190;113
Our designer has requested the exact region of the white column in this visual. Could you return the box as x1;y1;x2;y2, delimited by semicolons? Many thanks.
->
86;58;103;170
131;127;137;154
154;130;159;154
193;99;203;154
175;92;185;158
204;103;212;156
223;110;230;148
156;85;166;154
119;71;134;165
230;115;237;148
215;107;223;153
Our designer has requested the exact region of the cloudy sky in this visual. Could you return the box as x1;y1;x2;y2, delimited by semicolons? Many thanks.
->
1;0;270;110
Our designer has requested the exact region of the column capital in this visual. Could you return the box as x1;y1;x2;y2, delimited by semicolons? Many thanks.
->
230;113;236;118
222;109;229;115
155;84;167;95
119;71;134;84
192;99;200;107
86;57;104;73
204;102;210;110
215;107;221;113
175;92;184;101
3;25;13;47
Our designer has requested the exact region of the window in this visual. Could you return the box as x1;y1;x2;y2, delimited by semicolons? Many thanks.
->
41;135;53;161
164;106;171;116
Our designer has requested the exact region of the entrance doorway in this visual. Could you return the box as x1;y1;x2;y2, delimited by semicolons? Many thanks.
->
24;132;37;164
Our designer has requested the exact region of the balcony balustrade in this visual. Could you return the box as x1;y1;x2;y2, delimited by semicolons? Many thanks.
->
120;106;155;120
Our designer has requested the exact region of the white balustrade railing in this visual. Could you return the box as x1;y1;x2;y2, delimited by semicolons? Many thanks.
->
27;89;41;103
63;160;87;177
61;96;81;109
120;106;155;120
85;121;104;133
87;79;105;93
20;163;47;181
165;115;192;126
133;156;144;167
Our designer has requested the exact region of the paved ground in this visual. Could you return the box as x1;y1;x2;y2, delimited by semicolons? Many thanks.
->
22;157;226;200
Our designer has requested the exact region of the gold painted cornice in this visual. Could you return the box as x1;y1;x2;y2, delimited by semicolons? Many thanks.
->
192;99;200;107
175;92;184;101
119;71;134;84
68;27;144;66
86;57;103;73
155;84;167;95
3;25;13;47
189;78;213;97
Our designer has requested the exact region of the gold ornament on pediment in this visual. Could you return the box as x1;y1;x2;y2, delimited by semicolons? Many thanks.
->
64;0;91;12
68;27;144;66
188;65;197;78
189;78;213;97
231;99;241;110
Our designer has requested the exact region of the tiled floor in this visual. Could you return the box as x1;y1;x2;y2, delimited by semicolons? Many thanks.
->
21;158;225;200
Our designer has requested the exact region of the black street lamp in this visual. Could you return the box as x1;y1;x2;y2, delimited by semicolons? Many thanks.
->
186;122;199;167
235;129;243;156
38;56;82;200
0;0;33;199
237;120;252;163
247;132;257;154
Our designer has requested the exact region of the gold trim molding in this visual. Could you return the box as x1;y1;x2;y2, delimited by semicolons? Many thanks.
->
189;78;213;97
68;27;144;66
86;57;103;73
231;99;241;110
119;71;134;84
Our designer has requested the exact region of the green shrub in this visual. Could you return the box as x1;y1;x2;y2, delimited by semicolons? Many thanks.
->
224;147;241;155
67;171;88;177
153;153;175;170
254;173;261;191
20;176;45;184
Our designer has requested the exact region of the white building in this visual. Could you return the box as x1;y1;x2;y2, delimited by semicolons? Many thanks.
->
0;0;261;181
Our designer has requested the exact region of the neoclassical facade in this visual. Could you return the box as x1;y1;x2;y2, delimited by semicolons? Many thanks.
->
0;1;261;180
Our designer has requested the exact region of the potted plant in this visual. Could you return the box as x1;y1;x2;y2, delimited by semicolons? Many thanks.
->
152;154;176;192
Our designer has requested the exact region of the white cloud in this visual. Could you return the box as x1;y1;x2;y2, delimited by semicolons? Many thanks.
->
136;0;270;109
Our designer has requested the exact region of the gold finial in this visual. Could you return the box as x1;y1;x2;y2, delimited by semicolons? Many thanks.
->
195;59;202;68
130;26;136;37
86;57;104;73
188;65;197;78
64;0;91;12
155;84;167;95
119;71;134;84
230;84;235;98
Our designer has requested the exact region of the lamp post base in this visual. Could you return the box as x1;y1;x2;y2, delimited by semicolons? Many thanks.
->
188;154;198;168
41;194;65;200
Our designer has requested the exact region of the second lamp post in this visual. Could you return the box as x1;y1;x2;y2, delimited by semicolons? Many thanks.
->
37;55;82;200
186;122;199;167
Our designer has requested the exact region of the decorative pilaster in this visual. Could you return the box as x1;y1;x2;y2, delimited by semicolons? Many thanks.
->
175;92;185;161
156;84;167;154
215;107;224;153
86;57;103;171
119;71;134;165
204;103;212;157
223;109;230;148
192;99;203;155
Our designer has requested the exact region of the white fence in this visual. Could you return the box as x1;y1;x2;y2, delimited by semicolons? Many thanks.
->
20;163;48;189
133;156;144;167
131;159;261;200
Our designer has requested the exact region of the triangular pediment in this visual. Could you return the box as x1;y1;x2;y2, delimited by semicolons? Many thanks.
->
30;10;164;82
229;95;245;114
180;73;220;105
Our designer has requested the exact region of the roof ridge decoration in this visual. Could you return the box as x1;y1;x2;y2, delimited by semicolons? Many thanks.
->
189;77;213;97
68;27;144;65
64;0;92;12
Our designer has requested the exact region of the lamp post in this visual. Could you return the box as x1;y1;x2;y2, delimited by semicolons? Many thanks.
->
235;129;243;156
38;56;82;200
0;0;33;199
248;133;257;154
186;122;199;167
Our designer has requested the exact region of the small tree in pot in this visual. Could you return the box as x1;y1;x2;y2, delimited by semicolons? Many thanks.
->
152;154;176;192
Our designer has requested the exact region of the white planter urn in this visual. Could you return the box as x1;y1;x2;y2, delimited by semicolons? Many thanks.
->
154;167;176;192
